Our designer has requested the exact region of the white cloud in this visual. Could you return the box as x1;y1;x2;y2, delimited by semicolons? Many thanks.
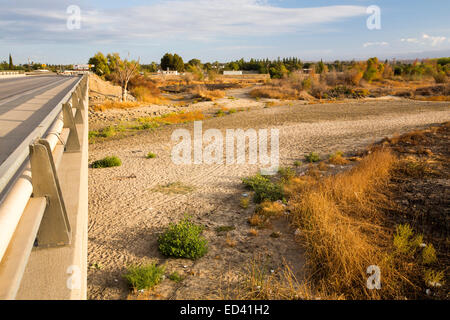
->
401;38;419;43
363;41;389;48
400;34;448;47
422;34;446;46
0;0;367;42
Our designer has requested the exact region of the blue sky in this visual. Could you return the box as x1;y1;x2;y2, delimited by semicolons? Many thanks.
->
1;0;449;64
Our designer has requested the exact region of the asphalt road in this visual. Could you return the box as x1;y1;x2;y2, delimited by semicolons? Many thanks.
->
0;75;80;166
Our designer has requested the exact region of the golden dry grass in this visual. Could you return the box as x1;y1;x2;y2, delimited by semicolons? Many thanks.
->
189;85;225;101
286;149;401;299
155;111;206;124
91;101;141;112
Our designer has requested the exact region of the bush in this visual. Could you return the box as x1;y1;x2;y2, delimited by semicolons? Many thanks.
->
146;152;157;159
158;217;208;260
91;156;122;168
242;174;284;203
168;271;184;283
433;71;448;84
393;224;423;256
123;263;165;291
422;244;437;265
305;152;320;163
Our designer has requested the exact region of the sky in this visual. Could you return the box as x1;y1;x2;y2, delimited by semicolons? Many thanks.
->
0;0;449;65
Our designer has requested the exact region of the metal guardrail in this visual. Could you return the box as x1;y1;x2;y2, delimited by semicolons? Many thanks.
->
0;74;88;299
0;71;25;76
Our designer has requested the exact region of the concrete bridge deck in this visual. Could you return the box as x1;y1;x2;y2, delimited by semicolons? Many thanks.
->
0;76;79;167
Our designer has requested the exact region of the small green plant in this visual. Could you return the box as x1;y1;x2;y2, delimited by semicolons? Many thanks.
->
423;269;444;287
422;244;437;265
158;217;208;260
229;108;237;114
146;152;157;159
123;263;165;291
278;167;295;181
152;182;194;194
215;109;226;117
393;224;423;256
168;271;184;283
293;160;302;167
305;152;320;163
91;156;122;168
240;197;250;209
242;174;284;203
215;225;235;233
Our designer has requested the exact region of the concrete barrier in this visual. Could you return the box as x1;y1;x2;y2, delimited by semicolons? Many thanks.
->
0;71;26;79
0;75;89;300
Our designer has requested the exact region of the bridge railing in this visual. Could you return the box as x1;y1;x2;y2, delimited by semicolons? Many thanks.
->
0;70;25;76
0;74;88;299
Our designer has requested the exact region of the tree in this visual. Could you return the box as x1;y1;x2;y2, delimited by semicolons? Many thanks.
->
160;53;184;72
113;56;140;101
88;52;110;76
8;54;13;70
107;53;121;73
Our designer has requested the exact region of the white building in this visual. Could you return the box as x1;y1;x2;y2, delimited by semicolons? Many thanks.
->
158;69;179;75
223;70;243;75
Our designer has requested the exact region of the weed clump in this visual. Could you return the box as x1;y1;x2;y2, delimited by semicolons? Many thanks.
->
242;174;284;203
305;152;320;163
146;152;157;159
124;263;165;291
158;217;208;260
91;156;122;168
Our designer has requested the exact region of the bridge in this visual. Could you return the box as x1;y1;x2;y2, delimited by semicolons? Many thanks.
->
0;74;89;299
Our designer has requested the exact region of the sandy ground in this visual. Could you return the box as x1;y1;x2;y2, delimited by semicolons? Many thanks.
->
88;96;449;300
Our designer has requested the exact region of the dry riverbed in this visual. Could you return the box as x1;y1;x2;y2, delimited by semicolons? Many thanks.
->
88;98;449;299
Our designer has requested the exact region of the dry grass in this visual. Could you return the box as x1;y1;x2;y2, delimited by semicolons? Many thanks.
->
286;149;401;299
155;111;206;124
226;235;237;248
91;101;141;112
222;257;318;300
250;86;299;100
131;86;165;104
152;182;195;195
328;151;350;165
189;85;225;101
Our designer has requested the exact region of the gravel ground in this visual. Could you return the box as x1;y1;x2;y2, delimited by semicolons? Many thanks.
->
88;99;449;300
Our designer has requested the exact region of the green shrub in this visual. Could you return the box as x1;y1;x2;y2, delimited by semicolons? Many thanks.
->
215;225;235;233
423;269;444;287
146;152;157;159
393;224;423;256
422;244;437;265
123;263;165;291
168;271;184;283
91;156;122;168
305;152;320;163
242;174;284;203
158;217;208;260
293;160;302;167
278;167;295;181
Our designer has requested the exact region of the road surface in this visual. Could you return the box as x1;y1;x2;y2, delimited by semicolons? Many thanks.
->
0;75;80;167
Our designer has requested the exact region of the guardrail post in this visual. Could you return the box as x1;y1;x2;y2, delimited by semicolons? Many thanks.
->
62;102;81;152
29;140;71;247
72;87;84;124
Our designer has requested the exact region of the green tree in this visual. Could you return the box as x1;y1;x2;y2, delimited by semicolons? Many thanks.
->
8;54;13;70
88;52;110;76
160;53;184;72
